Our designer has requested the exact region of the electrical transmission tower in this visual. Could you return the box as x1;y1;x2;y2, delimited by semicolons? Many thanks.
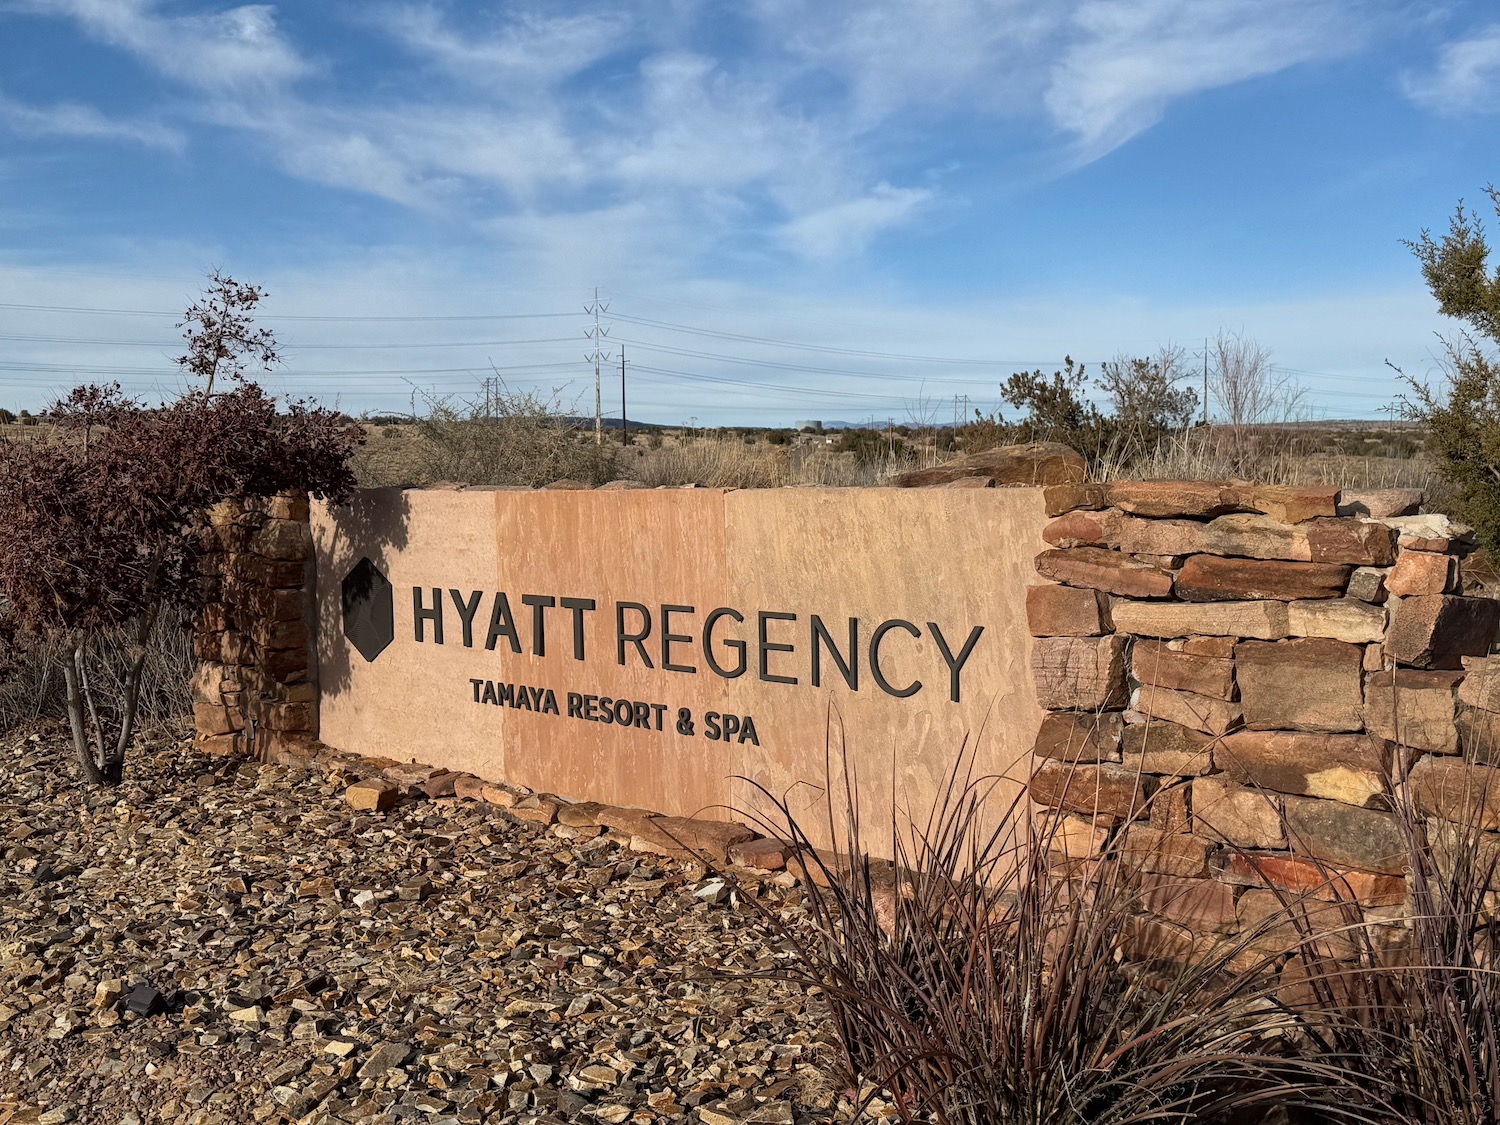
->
584;288;611;445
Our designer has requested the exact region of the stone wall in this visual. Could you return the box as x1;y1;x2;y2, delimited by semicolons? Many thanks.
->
1027;480;1500;949
191;494;319;761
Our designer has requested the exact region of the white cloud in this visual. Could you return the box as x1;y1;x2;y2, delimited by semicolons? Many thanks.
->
1403;25;1500;112
21;0;310;91
1046;0;1358;159
779;184;933;259
375;5;629;90
6;0;1382;265
0;90;183;150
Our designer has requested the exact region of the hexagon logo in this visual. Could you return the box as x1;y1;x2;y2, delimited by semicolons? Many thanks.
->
342;557;394;663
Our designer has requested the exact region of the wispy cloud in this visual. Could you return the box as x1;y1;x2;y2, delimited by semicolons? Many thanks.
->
0;89;183;150
1046;0;1359;160
8;0;1386;265
17;0;310;91
1402;24;1500;112
779;184;934;259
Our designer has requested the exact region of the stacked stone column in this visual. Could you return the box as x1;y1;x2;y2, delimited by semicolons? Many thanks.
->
191;494;318;760
1027;479;1500;955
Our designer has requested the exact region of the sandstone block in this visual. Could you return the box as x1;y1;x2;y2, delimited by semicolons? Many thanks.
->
1026;584;1109;637
555;800;608;827
1042;510;1120;548
237;554;306;589
199;602;232;632
1110;517;1211;556
452;775;487;802
1386;595;1500;669
479;783;517;808
1120;826;1213;877
1235;638;1364;732
635;815;756;864
1222;851;1406;906
1347;567;1388;603
1051;814;1112;860
1034;547;1174;598
1132;638;1236;699
1338;488;1424;519
595;805;660;835
262;701;315;732
1238;484;1339;524
1193;776;1284;848
510;796;561;825
1386;551;1458;596
1197;514;1310;561
1179;635;1238;657
1033;711;1124;763
1460;657;1500;713
244;585;307;623
1105;480;1241;518
1140;873;1237;931
1042;482;1107;517
262;493;310;521
1237;887;1361;959
1032;635;1129;710
1304;519;1399;565
221;630;254;666
1120;916;1216;963
189;662;239;704
1409;755;1500;830
1110;599;1290;640
261;647;310;683
345;779;399;812
1285;598;1387;643
250;518;311;562
1383;514;1476;553
249;617;310;652
896;442;1085;487
1458;708;1500;762
1029;761;1156;820
1173;555;1350;602
1121;719;1215;775
728;837;788;871
1363;669;1461;753
418;770;461;798
192;701;240;737
1219;731;1389;807
197;733;238;757
1283;795;1405;874
1150;780;1192;832
1130;684;1242;736
1364;643;1388;673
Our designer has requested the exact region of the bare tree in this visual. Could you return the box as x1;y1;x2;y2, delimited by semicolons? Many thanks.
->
1208;330;1303;428
1207;330;1305;473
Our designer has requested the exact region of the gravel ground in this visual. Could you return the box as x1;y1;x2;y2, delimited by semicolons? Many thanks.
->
0;727;857;1125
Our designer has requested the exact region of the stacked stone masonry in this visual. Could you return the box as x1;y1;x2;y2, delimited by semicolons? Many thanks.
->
1028;479;1500;959
192;494;319;762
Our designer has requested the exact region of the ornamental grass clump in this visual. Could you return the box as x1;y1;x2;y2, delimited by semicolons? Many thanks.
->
1290;764;1500;1125
746;749;1371;1125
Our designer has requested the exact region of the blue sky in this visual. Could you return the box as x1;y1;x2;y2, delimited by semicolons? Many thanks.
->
0;1;1497;426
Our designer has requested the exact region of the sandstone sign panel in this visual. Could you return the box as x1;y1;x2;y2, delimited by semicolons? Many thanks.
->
311;487;1047;850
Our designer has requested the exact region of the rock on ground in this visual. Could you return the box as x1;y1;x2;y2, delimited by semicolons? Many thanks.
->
0;727;857;1125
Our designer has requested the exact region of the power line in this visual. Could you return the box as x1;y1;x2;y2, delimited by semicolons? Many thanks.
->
608;311;1026;365
0;301;576;322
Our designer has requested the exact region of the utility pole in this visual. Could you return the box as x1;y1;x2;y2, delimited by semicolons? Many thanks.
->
620;346;629;446
1202;336;1209;426
584;287;610;445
